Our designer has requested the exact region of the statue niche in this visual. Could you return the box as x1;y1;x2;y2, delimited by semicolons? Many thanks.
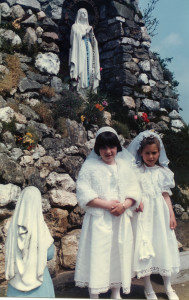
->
69;8;101;93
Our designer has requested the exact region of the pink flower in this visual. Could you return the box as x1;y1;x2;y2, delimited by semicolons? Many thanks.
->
134;115;138;120
102;100;108;107
100;67;103;71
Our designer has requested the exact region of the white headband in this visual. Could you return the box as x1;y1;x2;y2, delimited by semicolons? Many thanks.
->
96;126;118;138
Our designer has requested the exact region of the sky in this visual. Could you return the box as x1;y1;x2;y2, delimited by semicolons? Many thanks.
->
139;0;189;124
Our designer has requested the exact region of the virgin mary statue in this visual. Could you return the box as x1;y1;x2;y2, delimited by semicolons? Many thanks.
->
69;8;101;93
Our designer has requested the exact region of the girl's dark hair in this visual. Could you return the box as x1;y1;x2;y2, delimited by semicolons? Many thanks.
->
138;135;160;165
94;131;122;156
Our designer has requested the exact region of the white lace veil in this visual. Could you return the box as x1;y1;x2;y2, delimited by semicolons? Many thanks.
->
127;130;169;167
86;126;135;164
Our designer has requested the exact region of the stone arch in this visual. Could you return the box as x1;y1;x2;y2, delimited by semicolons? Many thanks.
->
62;0;99;29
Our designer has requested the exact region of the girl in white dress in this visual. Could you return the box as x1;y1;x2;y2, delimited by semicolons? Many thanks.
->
74;126;141;299
127;130;180;300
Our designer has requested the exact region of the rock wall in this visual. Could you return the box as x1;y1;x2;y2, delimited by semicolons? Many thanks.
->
0;0;188;290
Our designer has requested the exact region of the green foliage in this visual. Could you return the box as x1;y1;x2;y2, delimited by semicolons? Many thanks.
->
162;125;189;170
153;52;179;93
55;117;68;137
53;90;83;122
141;0;160;37
144;1;160;35
111;121;130;139
1;117;17;135
80;91;107;129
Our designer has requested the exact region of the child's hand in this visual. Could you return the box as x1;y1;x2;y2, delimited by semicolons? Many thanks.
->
135;202;144;212
107;200;120;212
170;214;177;229
111;203;125;216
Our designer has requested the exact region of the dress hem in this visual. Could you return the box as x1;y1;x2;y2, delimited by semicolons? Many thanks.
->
75;281;130;294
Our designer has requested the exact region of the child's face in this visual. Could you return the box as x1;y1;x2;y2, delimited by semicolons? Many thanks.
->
140;143;160;167
99;146;117;165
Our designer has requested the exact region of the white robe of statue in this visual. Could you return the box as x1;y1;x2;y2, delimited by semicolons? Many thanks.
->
69;8;101;93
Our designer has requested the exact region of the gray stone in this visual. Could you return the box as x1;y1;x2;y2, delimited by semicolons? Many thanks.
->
139;60;151;72
23;27;37;50
19;104;40;121
61;229;80;269
138;73;148;84
14;0;41;12
46;172;76;191
109;1;134;19
156;121;169;131
42;17;58;29
151;60;164;81
0;3;11;18
66;119;87;146
10;148;23;161
35;52;60;75
141;98;160;112
0;29;21;45
42;137;65;159
174;204;185;216
69;206;85;229
0;142;9;154
171;119;184;129
28;120;55;139
122;37;140;47
40;41;59;53
169;110;181;120
141;41;151;48
26;71;49;84
121;69;137;86
11;4;25;19
122;96;136;109
103;39;120;51
21;14;37;25
0;107;15;123
0;153;24;185
51;76;63;93
160;98;179;112
48;3;62;20
141;26;151;42
26;167;46;193
18;54;32;63
0;183;21;207
124;61;139;73
49;189;77;208
18;77;41;93
61;155;84;181
0;96;7;108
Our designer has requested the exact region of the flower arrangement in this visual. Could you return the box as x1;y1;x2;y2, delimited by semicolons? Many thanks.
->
80;92;108;128
133;112;150;132
14;132;38;151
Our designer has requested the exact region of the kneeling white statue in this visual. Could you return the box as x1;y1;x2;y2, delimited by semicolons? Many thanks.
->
69;8;101;93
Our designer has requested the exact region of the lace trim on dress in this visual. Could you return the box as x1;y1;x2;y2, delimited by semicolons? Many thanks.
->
136;266;180;279
75;281;130;294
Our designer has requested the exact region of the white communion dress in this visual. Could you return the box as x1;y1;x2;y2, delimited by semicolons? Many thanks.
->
74;154;141;294
132;165;180;279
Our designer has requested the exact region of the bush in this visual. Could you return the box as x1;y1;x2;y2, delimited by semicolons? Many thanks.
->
0;55;25;95
33;102;54;128
55;117;68;137
111;120;130;139
39;85;55;99
53;90;83;122
80;91;107;129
